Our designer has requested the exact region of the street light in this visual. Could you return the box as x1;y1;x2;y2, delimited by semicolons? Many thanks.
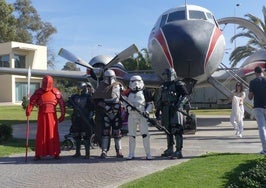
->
234;3;240;49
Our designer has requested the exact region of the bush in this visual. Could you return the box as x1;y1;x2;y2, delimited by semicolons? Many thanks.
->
228;157;266;188
0;123;13;141
21;96;29;110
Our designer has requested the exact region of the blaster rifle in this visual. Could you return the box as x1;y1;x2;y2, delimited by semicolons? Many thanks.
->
68;97;93;133
120;96;171;136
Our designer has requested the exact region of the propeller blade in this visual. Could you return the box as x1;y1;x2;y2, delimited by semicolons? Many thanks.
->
58;48;94;69
104;44;138;69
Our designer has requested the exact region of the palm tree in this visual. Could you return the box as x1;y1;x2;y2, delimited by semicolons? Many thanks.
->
229;6;266;67
122;48;152;71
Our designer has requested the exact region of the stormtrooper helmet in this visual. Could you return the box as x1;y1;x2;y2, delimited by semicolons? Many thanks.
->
162;68;177;82
103;69;116;84
129;75;144;91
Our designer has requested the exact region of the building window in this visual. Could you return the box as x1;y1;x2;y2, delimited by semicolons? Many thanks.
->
15;82;39;102
0;54;10;67
14;54;26;68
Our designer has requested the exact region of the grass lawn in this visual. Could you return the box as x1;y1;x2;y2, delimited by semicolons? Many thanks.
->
120;153;265;188
0;105;71;125
191;108;231;115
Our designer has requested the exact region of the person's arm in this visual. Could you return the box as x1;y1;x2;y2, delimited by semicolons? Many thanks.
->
248;81;254;100
248;91;254;100
239;91;246;103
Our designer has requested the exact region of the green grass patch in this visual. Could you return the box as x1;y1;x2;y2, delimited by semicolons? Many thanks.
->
0;105;72;157
0;105;71;125
191;109;231;115
0;138;35;157
120;153;265;188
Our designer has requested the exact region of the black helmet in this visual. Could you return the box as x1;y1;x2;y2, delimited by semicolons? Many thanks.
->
77;82;87;94
162;68;177;82
77;82;87;90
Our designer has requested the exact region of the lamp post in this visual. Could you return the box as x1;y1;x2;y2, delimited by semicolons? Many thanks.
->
234;3;240;49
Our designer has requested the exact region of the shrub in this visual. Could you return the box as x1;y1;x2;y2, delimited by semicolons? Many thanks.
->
0;123;13;142
21;96;29;110
228;157;266;188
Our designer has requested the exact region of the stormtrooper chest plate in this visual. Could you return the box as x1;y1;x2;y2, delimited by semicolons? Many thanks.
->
128;91;145;110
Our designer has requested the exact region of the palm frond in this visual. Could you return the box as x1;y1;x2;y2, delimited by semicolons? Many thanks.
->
229;6;266;67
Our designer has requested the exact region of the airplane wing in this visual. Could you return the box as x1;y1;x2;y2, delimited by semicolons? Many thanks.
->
120;70;162;88
0;67;88;80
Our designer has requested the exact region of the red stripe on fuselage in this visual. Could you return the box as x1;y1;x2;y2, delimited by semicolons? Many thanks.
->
205;27;222;68
155;29;173;68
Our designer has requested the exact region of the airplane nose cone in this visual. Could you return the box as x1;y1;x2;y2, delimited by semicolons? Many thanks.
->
162;20;215;78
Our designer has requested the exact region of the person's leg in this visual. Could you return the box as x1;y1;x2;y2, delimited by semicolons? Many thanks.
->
140;117;152;160
127;115;137;159
254;108;266;152
73;135;81;157
230;113;238;134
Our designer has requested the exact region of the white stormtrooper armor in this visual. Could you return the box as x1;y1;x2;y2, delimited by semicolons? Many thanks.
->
126;75;153;160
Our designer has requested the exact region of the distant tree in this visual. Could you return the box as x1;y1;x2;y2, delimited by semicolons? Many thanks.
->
229;6;266;67
13;0;57;68
0;0;17;42
0;0;57;68
62;62;81;71
55;62;80;97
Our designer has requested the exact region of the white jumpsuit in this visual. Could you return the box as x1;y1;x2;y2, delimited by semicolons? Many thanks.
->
230;91;245;137
127;90;153;159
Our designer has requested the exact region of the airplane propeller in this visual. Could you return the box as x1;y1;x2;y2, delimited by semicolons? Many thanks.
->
58;48;94;70
104;44;138;69
58;44;138;84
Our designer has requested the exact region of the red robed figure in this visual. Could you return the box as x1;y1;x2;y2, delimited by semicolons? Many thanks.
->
26;75;65;160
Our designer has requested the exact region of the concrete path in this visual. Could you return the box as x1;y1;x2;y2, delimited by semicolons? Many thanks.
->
0;115;263;188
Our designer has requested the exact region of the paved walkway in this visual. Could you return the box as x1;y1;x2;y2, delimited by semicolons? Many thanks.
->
0;115;263;188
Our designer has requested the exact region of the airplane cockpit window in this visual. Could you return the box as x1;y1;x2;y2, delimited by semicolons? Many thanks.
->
206;12;215;24
167;10;185;23
160;14;168;27
189;10;206;20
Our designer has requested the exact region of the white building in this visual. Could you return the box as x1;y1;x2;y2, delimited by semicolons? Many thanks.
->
0;41;47;104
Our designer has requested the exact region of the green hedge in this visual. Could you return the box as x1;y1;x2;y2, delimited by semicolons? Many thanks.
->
228;157;266;188
0;123;13;142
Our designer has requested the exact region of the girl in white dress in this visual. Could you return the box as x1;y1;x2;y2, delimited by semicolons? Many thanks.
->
230;82;246;138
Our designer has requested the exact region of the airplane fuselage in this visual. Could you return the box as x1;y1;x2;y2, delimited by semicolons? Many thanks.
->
148;5;225;84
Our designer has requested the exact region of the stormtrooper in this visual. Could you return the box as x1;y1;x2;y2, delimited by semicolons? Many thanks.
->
92;69;124;158
155;68;189;159
124;75;153;160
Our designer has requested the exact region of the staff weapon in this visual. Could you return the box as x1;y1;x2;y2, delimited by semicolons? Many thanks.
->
120;95;171;136
25;66;31;162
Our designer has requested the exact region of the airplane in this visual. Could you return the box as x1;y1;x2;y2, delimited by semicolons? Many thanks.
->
58;5;225;89
0;4;264;132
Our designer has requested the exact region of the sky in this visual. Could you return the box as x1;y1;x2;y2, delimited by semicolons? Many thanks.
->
5;0;266;70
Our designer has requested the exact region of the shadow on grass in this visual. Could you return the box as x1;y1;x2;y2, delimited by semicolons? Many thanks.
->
0;120;30;126
0;138;35;152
